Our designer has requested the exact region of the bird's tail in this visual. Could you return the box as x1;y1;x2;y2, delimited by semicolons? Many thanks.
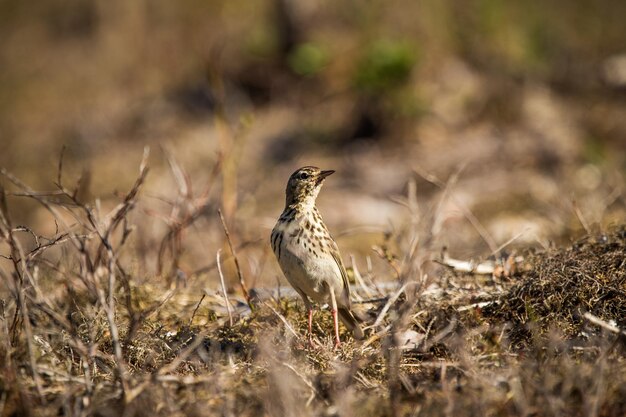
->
338;307;364;340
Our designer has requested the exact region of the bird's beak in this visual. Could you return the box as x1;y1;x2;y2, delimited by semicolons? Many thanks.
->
318;170;335;181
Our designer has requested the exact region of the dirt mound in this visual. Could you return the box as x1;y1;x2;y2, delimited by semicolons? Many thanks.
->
484;226;626;341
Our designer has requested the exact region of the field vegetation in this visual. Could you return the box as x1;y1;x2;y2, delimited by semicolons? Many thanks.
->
1;1;626;416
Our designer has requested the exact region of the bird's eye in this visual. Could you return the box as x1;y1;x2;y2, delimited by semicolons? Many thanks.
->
299;172;309;180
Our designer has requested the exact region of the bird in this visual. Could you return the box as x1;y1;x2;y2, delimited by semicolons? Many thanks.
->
270;166;364;348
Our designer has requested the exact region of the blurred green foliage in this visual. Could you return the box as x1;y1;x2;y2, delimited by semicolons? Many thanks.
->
288;43;329;77
353;39;416;94
0;0;625;179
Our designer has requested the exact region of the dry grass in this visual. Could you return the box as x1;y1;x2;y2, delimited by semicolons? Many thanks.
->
484;229;626;344
1;153;626;417
2;2;626;415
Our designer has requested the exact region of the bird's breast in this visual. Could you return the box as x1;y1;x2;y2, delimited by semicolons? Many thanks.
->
271;215;343;303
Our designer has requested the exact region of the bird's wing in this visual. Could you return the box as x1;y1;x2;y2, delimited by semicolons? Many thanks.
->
330;249;352;308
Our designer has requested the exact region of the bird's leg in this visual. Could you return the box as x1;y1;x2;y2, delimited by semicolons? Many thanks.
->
331;310;340;349
307;308;315;347
329;288;341;349
301;296;316;348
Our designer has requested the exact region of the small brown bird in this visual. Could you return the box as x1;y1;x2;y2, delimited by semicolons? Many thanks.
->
271;166;364;347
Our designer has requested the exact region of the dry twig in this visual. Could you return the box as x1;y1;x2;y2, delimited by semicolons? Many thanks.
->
216;249;234;326
218;209;251;308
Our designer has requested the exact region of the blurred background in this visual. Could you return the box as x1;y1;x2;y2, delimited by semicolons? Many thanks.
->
1;0;625;288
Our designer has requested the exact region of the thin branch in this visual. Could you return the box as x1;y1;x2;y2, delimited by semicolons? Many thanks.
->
218;209;251;308
414;165;498;253
188;239;260;279
216;249;233;326
188;294;206;327
57;145;66;188
489;227;530;257
265;301;300;340
0;185;45;401
371;282;409;328
572;198;591;234
583;312;626;336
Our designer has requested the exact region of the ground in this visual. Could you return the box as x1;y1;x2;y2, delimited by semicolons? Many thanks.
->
1;1;626;416
1;171;626;416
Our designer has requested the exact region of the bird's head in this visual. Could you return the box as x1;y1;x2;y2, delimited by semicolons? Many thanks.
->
285;166;334;208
